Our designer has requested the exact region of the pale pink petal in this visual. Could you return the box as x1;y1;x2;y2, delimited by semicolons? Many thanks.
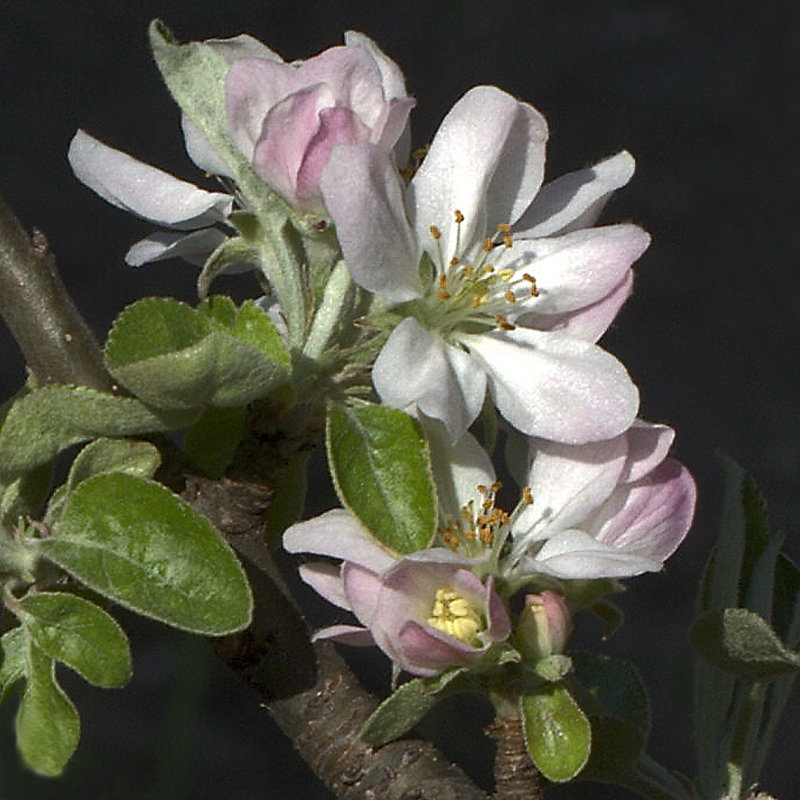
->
619;420;675;483
515;150;636;237
181;114;233;177
344;31;408;101
124;229;229;268
298;562;350;611
68;131;232;228
321;143;420;301
311;624;375;646
342;562;383;627
283;509;397;572
461;327;639;443
207;33;285;63
372;319;487;440
397;621;477;676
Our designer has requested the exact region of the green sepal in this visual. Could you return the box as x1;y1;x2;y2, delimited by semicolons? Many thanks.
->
360;667;470;746
533;654;573;683
197;236;259;299
104;297;289;410
520;682;591;783
16;592;131;688
326;402;436;554
590;598;625;639
0;385;195;478
690;608;800;682
264;450;310;548
15;632;80;777
0;626;26;702
184;406;247;479
40;473;253;635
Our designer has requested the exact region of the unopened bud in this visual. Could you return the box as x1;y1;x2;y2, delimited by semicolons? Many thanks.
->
515;591;572;662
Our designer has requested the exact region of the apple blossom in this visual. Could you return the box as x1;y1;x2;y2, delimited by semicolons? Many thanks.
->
283;513;511;677
321;86;648;444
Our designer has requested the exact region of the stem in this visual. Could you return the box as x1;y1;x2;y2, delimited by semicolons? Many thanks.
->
727;682;767;800
0;189;111;390
485;714;543;800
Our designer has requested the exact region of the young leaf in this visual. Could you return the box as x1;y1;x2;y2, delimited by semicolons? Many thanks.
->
520;683;591;783
66;438;161;492
16;634;80;777
690;608;800;681
17;592;131;688
326;402;436;554
360;668;470;746
184;406;247;478
0;626;26;702
0;461;53;528
0;385;195;477
104;297;289;410
40;473;252;635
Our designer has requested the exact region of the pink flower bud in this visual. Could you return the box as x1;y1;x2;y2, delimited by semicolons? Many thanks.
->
515;590;572;662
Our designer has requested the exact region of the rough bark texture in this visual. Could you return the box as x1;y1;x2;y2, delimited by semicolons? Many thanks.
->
485;715;542;800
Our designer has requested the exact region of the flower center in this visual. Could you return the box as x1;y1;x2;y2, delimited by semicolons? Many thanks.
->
427;587;484;645
417;210;539;336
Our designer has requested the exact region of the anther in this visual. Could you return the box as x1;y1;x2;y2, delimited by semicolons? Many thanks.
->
483;237;494;252
454;209;465;223
503;233;513;249
504;290;516;304
494;314;515;331
430;225;442;240
522;486;533;505
523;273;540;297
497;223;512;233
497;268;515;281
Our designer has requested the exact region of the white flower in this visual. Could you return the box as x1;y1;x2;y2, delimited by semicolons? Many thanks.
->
321;86;647;444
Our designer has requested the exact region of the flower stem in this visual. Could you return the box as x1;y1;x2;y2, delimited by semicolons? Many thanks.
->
485;713;543;800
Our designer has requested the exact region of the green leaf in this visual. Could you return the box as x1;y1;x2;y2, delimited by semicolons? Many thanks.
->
0;461;53;528
326;403;436;554
16;634;80;777
0;385;195;477
264;450;310;548
184;406;247;478
360;668;470;746
197;294;237;327
67;438;161;491
690;608;800;681
533;654;573;683
520;683;591;782
40;473;252;635
197;238;259;299
17;592;131;688
105;297;289;410
0;626;26;702
571;651;650;734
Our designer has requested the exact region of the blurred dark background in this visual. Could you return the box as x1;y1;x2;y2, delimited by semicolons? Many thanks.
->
1;1;800;798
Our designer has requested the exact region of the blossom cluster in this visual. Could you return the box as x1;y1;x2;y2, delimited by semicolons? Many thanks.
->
69;30;696;680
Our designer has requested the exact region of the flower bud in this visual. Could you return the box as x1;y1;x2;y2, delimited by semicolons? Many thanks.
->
515;590;572;662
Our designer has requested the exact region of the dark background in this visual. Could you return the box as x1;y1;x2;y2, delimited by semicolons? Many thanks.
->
2;1;800;798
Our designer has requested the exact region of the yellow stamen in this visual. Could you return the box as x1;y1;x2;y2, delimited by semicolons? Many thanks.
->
427;587;484;645
430;225;441;240
454;209;465;223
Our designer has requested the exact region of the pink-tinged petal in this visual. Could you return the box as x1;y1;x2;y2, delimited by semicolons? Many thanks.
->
619;420;675;483
283;509;397;573
373;319;487;440
461;327;639;443
311;625;375;646
298;562;350;611
225;58;293;160
513;435;628;551
396;621;477;676
252;83;335;205
480;575;512;642
181;114;232;178
586;459;697;562
68;131;232;228
409;86;547;266
344;31;408;101
515;150;637;238
529;530;663;579
501;225;650;316
321;143;420;301
370;96;416;154
342;562;383;627
125;229;229;268
295;106;371;210
206;33;285;63
289;46;385;129
530;271;633;343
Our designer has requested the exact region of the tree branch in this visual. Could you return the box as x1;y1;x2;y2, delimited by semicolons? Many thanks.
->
0;188;110;390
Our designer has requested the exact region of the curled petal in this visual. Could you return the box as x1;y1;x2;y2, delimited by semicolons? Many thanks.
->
68;130;232;228
461;327;639;443
312;624;375;646
125;228;229;267
620;420;675;483
298;562;350;611
515;150;637;238
396;621;478;676
372;319;487;440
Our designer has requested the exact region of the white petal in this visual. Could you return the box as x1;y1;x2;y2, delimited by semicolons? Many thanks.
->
298;562;350;610
500;225;650;316
344;31;408;101
515;150;636;238
283;509;397;573
125;229;229;267
206;33;285;63
527;529;662;579
512;435;628;553
68;130;232;228
408;86;547;266
321;143;421;301
619;420;675;483
373;318;487;440
311;625;375;646
181;114;232;177
461;327;639;443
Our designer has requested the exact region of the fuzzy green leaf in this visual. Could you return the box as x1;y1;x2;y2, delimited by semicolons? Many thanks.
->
326;403;436;554
105;297;289;410
0;626;26;702
40;473;252;635
0;386;195;477
184;406;247;478
0;461;52;528
17;592;131;688
521;683;591;783
360;668;470;746
67;438;161;491
15;634;80;777
690;608;800;681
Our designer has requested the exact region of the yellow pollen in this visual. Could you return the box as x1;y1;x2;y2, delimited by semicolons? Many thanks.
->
472;292;490;307
503;233;513;249
504;290;516;304
454;209;465;223
427;587;484;645
497;268;515;281
483;237;494;252
491;481;503;493
497;223;512;233
430;225;442;240
494;314;515;331
523;273;540;297
438;289;451;300
522;486;534;505
450;256;460;267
